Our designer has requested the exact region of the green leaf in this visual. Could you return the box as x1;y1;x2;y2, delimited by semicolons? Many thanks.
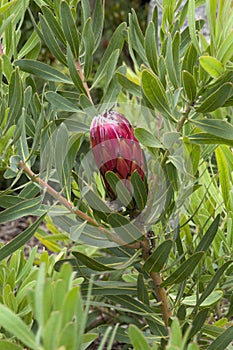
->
189;133;233;147
0;197;42;224
15;59;72;84
73;251;114;271
199;56;225;78
18;31;41;59
216;30;233;64
143;239;173;273
188;0;201;54
40;14;67;65
190;119;233;140
182;70;196;103
82;17;95;79
6;68;24;128
105;171;133;208
93;22;126;85
196;83;233;113
92;0;104;48
188;309;209;339
130;171;148;211
0;304;37;350
145;21;158;74
42;6;66;45
60;1;80;59
183;290;223;308
195;214;220;252
116;72;141;97
161;252;204;287
137;274;149;305
166;33;179;89
215;146;231;210
66;46;87;94
129;325;151;350
107;213;144;244
46;91;80;112
0;341;23;350
92;49;120;89
207;326;233;350
141;69;175;122
197;261;233;308
134;128;162;148
0;214;46;261
43;311;61;350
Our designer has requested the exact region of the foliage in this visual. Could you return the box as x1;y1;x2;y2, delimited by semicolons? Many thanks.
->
0;0;233;349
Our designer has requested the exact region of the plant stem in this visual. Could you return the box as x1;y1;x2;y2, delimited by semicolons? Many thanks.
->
76;61;94;105
18;161;141;249
141;235;171;327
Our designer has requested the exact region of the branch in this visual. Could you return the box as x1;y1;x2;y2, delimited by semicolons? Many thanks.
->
18;161;141;249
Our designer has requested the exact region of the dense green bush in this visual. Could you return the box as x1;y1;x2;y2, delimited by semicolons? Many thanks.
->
0;0;233;349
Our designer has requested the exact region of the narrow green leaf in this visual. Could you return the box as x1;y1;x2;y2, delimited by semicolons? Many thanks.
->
134;128;162;148
166;33;179;89
60;1;80;59
0;214;46;261
0;340;23;350
182;70;197;103
190;119;233;140
141;69;174;121
46;91;79;112
43;311;61;350
130;171;148;211
188;0;201;54
92;49;119;89
189;133;233;147
143;239;173;273
92;0;104;48
129;325;151;350
15;59;72;84
66;47;86;94
199;56;225;78
6;68;24;128
40;14;67;65
197;261;233;308
73;251;114;271
137;274;149;305
0;305;37;350
216;30;233;64
215;146;230;210
207;326;233;350
116;72;141;97
196;83;233;113
161;252;204;287
145;21;158;74
0;197;42;224
105;171;133;208
195;214;220;252
82;18;95;79
42;5;66;45
108;213;144;244
188;309;209;339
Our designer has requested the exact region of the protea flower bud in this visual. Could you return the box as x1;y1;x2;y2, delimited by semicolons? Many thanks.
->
90;111;147;207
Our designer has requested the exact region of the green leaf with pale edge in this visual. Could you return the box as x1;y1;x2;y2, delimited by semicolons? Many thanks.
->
129;325;151;350
116;72;141;97
73;251;115;271
189;133;233;147
196;83;233;113
0;214;46;261
199;56;225;78
39;14;67;65
161;252;204;287
46;91;80;112
195;214;220;252
134;128;162;148
145;21;158;74
188;0;201;54
60;1;80;59
42;6;66;45
197;261;233;308
107;213;143;243
190;119;233;140
0;341;23;350
188;309;209;339
105;171;133;208
67;47;86;94
143;239;173;273
15;59;72;84
141;69;174;121
215;147;230;210
0;197;42;224
182;70;196;103
0;304;37;349
137;274;149;305
130;171;148;211
183;290;223;307
207;326;233;350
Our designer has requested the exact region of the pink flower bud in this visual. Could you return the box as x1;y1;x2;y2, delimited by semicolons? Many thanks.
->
90;111;146;202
